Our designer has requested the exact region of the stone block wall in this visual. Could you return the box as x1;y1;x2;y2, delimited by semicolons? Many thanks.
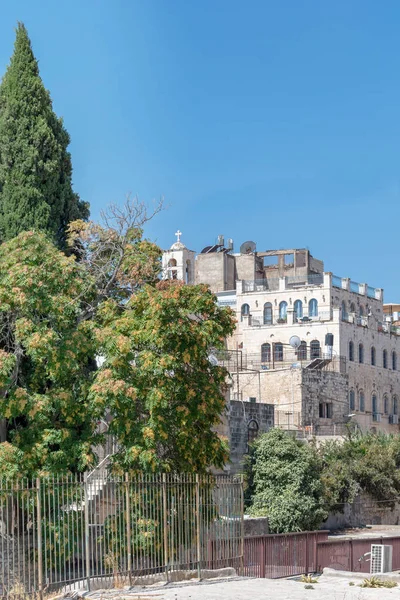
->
226;400;274;474
323;493;400;530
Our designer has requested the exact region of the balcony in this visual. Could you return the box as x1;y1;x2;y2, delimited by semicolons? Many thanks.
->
242;274;324;293
332;274;382;300
248;311;332;327
342;313;368;327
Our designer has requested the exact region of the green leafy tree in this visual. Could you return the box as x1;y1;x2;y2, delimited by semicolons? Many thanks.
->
247;429;327;533
319;432;400;511
0;23;89;247
0;231;96;476
90;280;235;474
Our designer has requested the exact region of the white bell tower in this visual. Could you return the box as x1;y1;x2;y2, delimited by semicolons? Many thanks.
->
162;230;196;284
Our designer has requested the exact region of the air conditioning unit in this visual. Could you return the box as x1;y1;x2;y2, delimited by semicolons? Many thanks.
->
371;545;392;574
389;414;399;425
373;413;382;422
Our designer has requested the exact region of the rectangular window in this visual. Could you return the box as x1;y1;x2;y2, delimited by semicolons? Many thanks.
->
263;255;278;267
326;403;333;419
319;403;325;418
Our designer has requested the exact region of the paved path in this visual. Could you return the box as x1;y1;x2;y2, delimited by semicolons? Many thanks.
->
87;576;400;600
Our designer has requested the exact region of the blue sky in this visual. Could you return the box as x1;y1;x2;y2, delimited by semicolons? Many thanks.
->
0;1;399;299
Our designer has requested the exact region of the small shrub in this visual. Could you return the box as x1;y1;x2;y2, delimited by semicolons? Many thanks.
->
304;584;314;590
359;576;397;588
348;581;355;586
301;574;318;584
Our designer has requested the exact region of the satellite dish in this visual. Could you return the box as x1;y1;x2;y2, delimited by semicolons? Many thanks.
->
240;240;256;254
289;335;301;349
208;354;219;367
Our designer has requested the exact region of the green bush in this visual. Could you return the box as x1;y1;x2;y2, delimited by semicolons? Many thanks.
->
247;429;327;533
245;429;400;533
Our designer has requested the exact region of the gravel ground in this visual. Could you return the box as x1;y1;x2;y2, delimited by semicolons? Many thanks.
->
83;574;400;600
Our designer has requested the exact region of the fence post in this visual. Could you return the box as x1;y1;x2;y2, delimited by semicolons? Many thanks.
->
350;539;354;572
125;474;132;585
240;474;244;575
36;478;43;600
305;533;309;575
84;473;91;591
195;474;201;580
162;474;169;582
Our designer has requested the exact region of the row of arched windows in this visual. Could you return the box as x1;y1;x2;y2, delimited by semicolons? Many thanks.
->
341;300;367;319
261;340;321;362
349;341;397;370
349;389;398;415
241;299;319;323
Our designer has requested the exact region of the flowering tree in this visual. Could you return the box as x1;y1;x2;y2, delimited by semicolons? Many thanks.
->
0;231;96;476
0;203;236;477
90;281;235;473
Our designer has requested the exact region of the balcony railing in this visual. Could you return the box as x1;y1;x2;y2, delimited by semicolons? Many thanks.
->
286;274;324;287
248;311;332;327
242;274;323;293
332;274;381;300
242;279;279;292
342;313;368;327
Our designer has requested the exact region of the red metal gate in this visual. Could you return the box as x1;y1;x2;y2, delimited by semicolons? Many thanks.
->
243;531;329;578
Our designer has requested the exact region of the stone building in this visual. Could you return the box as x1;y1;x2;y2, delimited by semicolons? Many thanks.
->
163;233;400;436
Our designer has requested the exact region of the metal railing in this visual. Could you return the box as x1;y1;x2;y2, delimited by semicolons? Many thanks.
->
0;474;243;597
248;311;332;327
243;531;328;578
242;274;323;293
242;279;279;292
286;274;324;287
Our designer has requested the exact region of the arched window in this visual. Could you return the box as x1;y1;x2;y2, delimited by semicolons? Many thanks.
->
309;298;318;317
349;390;355;411
263;302;273;325
393;351;397;371
185;260;191;284
261;343;271;363
168;258;177;267
274;342;283;362
298;341;307;360
349;341;354;362
383;394;389;415
359;391;365;412
350;302;356;313
371;346;376;366
359;343;364;364
310;340;321;359
393;396;398;415
383;349;388;369
372;393;378;415
341;300;347;321
247;420;259;449
278;301;287;321
241;304;250;320
294;300;303;320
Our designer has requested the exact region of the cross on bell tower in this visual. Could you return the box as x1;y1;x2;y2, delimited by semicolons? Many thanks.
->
175;229;182;243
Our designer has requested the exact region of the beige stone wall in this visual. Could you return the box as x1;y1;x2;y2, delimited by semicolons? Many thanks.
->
195;253;235;292
229;367;349;434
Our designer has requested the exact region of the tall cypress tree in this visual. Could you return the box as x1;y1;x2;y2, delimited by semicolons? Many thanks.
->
0;23;89;247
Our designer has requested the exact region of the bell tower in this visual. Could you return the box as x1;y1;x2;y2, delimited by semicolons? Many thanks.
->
162;230;196;284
